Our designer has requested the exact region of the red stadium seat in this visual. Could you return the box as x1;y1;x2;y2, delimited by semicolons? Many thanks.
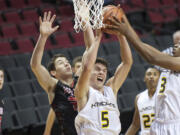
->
0;0;7;9
162;0;175;6
20;22;38;36
55;33;73;48
162;7;178;22
146;0;161;9
1;24;20;38
131;0;145;8
60;19;74;32
16;38;34;52
58;5;74;18
3;10;22;23
40;6;57;15
0;41;13;55
22;8;39;21
71;32;84;46
9;0;27;8
27;0;41;6
147;10;164;24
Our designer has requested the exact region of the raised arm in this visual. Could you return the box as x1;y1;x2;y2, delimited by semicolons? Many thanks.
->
30;11;59;92
125;95;140;135
75;29;102;111
43;108;56;135
106;15;180;71
106;35;132;95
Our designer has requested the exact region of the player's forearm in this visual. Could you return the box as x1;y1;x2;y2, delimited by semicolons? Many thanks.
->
118;35;133;65
83;24;94;50
30;35;48;69
84;41;100;70
125;124;139;135
83;32;102;70
43;108;55;135
124;26;161;64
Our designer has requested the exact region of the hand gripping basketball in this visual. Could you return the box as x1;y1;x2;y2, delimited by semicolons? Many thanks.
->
102;4;124;35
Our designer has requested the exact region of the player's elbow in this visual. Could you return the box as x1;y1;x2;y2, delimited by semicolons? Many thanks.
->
30;59;39;72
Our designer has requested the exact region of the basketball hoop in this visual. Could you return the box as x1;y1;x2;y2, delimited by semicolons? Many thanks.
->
73;0;104;32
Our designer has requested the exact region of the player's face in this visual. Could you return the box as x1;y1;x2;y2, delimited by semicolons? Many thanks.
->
144;68;160;91
73;62;82;74
0;70;4;90
173;41;180;57
174;34;180;45
90;63;107;90
53;57;73;78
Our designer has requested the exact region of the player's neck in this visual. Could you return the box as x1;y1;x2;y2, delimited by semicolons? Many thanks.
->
148;88;155;98
92;85;104;94
60;76;74;87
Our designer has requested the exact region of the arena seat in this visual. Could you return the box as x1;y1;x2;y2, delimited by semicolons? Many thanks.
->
1;83;14;98
131;64;146;79
8;0;27;8
15;95;37;110
34;93;49;106
0;55;16;68
3;10;22;23
1;24;20;38
3;98;16;112
145;0;162;9
36;105;50;123
2;111;13;131
11;80;34;96
68;46;85;59
0;41;13;55
13;53;31;67
19;22;38;36
14;108;40;127
120;79;139;94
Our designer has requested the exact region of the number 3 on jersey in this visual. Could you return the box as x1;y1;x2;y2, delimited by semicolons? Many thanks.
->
159;77;167;94
101;111;109;128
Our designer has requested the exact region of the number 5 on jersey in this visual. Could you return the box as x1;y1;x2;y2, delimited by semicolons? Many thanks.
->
101;111;109;128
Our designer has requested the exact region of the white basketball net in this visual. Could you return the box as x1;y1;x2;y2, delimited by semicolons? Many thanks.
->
73;0;104;32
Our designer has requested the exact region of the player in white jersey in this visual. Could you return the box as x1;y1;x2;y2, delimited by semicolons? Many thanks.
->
105;12;180;134
125;67;160;135
74;18;133;135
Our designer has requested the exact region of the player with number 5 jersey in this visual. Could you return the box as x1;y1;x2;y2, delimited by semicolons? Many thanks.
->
74;11;133;135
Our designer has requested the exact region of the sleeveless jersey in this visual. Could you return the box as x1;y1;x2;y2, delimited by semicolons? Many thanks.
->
155;71;180;122
51;77;78;135
75;86;121;135
137;89;155;135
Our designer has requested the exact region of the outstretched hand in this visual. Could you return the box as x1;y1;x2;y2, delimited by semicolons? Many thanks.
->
39;11;59;37
105;14;130;36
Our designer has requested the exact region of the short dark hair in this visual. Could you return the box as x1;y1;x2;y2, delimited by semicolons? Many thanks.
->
47;54;66;72
0;66;4;73
72;56;82;68
95;57;109;70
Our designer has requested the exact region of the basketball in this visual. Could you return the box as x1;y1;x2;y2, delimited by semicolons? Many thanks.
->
102;5;124;35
